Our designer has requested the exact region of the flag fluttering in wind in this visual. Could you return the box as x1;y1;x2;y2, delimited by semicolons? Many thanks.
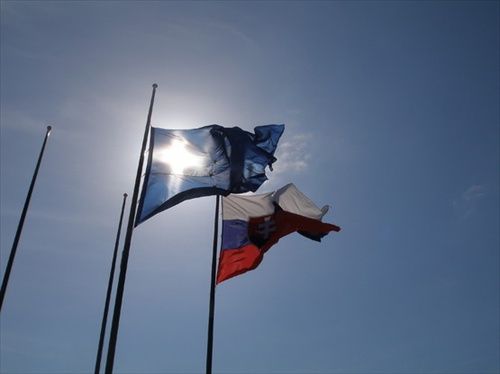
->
136;124;284;225
217;183;340;283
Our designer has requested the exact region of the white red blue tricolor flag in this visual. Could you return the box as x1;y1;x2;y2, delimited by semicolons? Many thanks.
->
136;124;284;225
217;183;341;283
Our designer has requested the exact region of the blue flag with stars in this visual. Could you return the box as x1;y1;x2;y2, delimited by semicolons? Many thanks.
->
135;124;284;225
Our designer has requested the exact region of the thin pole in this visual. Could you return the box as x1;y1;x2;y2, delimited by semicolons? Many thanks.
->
95;193;128;374
105;84;158;374
0;125;52;312
206;194;220;374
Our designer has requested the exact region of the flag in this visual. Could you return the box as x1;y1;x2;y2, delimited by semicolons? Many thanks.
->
136;124;284;225
217;183;341;283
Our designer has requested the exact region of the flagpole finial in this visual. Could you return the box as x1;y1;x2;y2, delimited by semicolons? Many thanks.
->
46;126;52;133
123;193;128;198
153;83;158;88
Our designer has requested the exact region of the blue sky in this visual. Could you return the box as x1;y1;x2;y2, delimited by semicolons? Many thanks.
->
1;1;498;373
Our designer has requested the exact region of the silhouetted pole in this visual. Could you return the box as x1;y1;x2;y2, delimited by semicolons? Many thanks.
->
95;193;128;374
105;84;158;374
206;195;220;374
0;126;52;312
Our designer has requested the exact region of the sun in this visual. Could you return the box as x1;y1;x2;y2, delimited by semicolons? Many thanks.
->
155;138;204;175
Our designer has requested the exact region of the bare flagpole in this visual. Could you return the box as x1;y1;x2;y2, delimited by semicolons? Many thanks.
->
95;193;128;374
105;84;158;374
206;194;221;374
0;125;52;312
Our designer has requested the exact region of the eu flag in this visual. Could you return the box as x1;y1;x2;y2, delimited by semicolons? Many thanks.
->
135;124;284;225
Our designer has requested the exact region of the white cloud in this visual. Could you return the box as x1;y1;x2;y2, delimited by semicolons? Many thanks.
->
461;184;486;202
274;132;312;174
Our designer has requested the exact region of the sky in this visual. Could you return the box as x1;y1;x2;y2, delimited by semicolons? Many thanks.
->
0;1;499;373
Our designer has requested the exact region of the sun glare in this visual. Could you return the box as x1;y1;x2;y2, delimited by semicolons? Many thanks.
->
156;138;204;175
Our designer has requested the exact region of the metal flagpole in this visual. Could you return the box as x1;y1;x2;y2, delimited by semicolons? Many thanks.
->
105;84;158;374
0;125;52;312
95;193;128;374
206;194;221;374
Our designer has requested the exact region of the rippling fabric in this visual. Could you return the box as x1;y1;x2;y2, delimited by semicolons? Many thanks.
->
135;124;284;225
216;183;341;283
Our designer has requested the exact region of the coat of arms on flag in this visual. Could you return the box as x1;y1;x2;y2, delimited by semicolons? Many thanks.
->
217;184;341;283
248;215;277;246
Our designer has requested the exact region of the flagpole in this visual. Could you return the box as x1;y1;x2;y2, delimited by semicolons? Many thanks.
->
206;194;220;374
105;84;158;374
0;125;52;312
95;193;128;374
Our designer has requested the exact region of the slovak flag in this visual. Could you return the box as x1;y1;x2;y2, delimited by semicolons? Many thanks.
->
217;183;341;283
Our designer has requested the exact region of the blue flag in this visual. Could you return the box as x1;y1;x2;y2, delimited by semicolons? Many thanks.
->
135;124;284;225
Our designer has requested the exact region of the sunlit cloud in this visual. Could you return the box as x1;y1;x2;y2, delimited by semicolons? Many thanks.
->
274;133;312;174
